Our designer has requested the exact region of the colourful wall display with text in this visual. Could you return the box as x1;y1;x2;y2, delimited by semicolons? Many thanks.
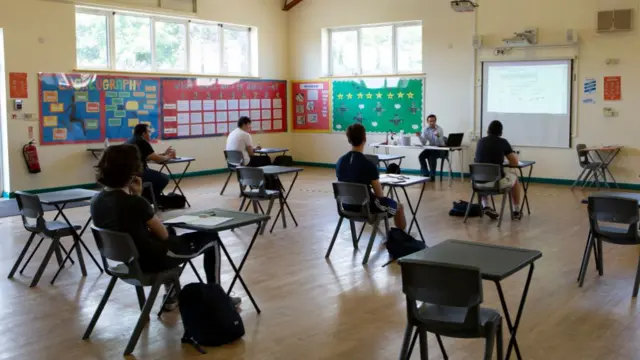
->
161;78;287;139
291;80;331;132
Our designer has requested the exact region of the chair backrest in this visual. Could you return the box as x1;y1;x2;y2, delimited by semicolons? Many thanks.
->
237;167;267;196
576;144;590;165
90;225;144;277
588;195;639;241
14;191;46;233
332;182;373;219
224;150;244;170
142;182;158;213
363;154;379;167
469;163;502;192
400;260;483;332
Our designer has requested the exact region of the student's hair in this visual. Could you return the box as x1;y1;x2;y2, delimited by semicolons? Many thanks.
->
427;114;437;120
238;116;252;128
133;123;149;137
346;123;366;147
95;144;143;188
487;120;503;136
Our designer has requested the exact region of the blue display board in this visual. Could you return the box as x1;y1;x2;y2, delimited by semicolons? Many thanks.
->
103;77;160;140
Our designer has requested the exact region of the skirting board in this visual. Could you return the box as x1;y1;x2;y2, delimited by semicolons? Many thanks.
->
294;161;640;190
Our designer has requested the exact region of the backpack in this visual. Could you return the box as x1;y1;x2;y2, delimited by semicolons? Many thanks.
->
273;155;294;166
158;193;186;210
385;228;426;260
179;283;245;353
386;163;401;174
448;200;482;217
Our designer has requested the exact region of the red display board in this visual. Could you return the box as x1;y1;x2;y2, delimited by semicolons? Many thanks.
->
161;78;287;139
291;80;331;132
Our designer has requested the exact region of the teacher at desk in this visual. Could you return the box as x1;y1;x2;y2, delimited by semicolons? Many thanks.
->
416;114;446;180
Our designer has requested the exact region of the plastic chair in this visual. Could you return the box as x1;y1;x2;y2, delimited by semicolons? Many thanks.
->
8;191;84;287
83;226;182;355
325;182;390;265
143;182;158;213
464;163;514;228
571;144;604;190
578;195;640;296
237;167;281;234
221;150;244;195
397;260;503;360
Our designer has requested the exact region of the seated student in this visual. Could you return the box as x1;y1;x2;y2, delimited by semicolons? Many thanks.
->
336;123;407;230
91;144;240;309
126;124;174;200
474;120;522;219
416;114;447;180
226;116;271;167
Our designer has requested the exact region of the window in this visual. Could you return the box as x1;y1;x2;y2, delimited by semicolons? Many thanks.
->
75;7;255;76
326;22;422;76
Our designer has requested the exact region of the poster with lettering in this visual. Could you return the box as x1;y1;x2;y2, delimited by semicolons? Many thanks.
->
102;76;160;140
161;78;287;139
39;73;103;144
604;76;621;101
291;80;331;132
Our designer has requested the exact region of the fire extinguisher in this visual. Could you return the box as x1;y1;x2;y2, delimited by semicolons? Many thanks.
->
23;140;41;174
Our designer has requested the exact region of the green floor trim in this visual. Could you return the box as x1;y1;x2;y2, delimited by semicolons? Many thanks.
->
2;168;228;199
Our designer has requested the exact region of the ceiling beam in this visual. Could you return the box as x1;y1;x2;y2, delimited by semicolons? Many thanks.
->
283;0;305;11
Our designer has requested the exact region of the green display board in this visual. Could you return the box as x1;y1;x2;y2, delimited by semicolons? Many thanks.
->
332;77;424;133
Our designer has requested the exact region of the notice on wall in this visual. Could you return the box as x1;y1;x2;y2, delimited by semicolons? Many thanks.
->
604;76;621;101
9;72;28;98
291;80;331;132
582;78;596;104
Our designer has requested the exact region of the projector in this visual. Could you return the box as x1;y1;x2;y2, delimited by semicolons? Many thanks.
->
451;0;478;12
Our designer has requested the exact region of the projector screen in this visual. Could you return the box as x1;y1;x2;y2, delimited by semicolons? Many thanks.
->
481;60;573;148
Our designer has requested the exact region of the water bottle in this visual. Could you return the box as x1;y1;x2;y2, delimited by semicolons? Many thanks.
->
104;137;110;148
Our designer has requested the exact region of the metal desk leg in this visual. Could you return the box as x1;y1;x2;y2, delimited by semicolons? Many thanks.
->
402;183;426;242
495;263;534;360
224;225;262;313
448;151;453;187
270;172;300;232
519;165;533;215
459;148;465;183
163;161;192;207
53;205;102;273
602;149;621;188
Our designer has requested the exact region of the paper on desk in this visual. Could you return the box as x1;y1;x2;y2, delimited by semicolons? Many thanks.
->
164;215;200;224
164;215;232;227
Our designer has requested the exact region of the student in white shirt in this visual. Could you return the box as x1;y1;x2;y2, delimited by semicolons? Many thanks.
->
415;114;447;180
225;116;270;167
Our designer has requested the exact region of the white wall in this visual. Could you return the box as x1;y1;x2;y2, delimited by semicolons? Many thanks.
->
288;0;640;184
0;0;290;193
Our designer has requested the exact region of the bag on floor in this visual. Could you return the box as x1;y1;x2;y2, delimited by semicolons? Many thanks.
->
264;175;282;191
449;200;481;217
386;228;426;260
180;283;245;353
386;163;401;174
273;155;293;166
158;193;186;210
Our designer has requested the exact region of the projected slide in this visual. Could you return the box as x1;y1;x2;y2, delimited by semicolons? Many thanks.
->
487;63;569;114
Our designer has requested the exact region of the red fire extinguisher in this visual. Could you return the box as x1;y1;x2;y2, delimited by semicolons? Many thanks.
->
23;140;41;174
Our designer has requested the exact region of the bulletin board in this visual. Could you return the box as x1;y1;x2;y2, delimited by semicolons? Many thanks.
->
331;77;424;133
161;78;287;139
291;80;331;132
39;73;160;145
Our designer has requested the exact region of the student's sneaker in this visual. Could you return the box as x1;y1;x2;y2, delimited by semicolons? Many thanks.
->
162;293;179;312
231;295;242;307
512;210;522;220
482;207;499;220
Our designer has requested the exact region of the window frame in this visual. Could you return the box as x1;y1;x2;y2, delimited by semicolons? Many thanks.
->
326;21;422;77
75;6;254;76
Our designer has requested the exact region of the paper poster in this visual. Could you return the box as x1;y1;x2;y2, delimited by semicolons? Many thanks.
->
583;78;596;94
604;76;621;101
9;72;28;98
292;80;331;132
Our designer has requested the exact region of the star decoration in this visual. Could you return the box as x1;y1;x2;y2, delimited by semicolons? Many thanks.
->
376;92;383;99
407;92;414;99
397;92;404;99
346;93;353;100
366;93;373;99
387;93;394;99
357;92;364;99
337;93;344;100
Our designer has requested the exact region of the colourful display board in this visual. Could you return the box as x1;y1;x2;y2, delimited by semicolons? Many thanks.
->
291;80;331;132
161;78;287;139
39;73;160;145
331;77;424;133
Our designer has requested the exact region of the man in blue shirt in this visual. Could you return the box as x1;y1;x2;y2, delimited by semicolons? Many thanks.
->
336;123;406;230
416;114;447;179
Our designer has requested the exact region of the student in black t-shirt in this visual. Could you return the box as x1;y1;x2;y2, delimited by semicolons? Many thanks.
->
336;123;407;230
91;144;240;310
474;120;522;219
126;124;173;201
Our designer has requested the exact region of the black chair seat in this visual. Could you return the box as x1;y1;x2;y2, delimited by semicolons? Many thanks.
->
108;264;181;287
595;226;640;245
43;221;81;237
242;189;280;198
418;304;501;338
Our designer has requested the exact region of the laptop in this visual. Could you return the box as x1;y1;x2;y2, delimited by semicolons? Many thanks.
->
442;133;464;147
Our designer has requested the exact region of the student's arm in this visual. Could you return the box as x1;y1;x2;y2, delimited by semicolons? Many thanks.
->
147;152;171;163
245;133;256;157
435;126;446;146
504;140;519;167
147;216;170;240
371;179;384;197
135;196;170;240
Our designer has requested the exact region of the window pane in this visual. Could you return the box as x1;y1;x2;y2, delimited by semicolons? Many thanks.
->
155;21;187;71
222;27;250;75
114;14;152;71
189;23;220;74
330;30;358;76
76;12;109;69
397;25;423;73
360;26;393;75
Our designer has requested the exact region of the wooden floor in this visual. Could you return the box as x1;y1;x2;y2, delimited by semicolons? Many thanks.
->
1;167;639;359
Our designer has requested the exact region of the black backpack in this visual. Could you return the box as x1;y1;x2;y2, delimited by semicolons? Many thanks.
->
179;283;245;353
273;155;293;166
158;193;186;210
449;200;482;217
386;163;401;174
385;228;426;260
